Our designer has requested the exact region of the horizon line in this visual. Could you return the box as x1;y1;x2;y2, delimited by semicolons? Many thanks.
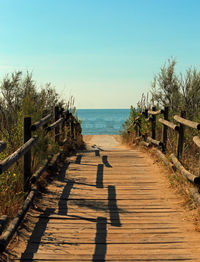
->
77;108;130;110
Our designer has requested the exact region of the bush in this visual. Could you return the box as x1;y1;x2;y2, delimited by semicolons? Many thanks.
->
0;71;81;217
121;58;200;175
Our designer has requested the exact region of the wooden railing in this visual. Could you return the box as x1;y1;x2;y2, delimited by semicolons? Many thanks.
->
131;106;200;186
0;106;81;192
0;107;82;252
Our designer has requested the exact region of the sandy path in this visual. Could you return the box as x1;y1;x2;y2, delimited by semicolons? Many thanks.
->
6;135;200;261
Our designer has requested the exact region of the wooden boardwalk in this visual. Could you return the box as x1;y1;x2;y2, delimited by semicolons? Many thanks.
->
10;135;200;261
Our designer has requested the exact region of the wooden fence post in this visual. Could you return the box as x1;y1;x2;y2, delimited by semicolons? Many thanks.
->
144;109;148;119
151;106;156;139
74;121;78;140
71;117;75;140
55;106;60;143
143;109;148;141
60;107;65;141
177;111;186;160
138;118;141;136
24;117;32;192
162;106;169;153
66;110;70;138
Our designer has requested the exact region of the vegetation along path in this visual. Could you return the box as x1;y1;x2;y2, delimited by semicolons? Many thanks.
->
8;135;200;261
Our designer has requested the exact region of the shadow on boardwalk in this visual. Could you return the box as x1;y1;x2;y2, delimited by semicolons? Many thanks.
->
19;150;125;261
93;217;107;262
102;155;112;168
96;164;104;188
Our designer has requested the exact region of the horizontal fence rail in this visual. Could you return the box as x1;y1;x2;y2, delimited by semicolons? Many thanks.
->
47;117;65;132
31;113;52;131
174;115;200;130
0;107;82;252
148;109;162;115
0;136;38;174
159;118;179;131
0;106;81;193
193;136;200;148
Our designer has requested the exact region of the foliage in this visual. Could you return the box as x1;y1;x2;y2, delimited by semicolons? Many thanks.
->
121;58;200;174
0;71;80;217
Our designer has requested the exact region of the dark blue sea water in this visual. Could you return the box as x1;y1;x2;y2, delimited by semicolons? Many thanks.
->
77;109;130;135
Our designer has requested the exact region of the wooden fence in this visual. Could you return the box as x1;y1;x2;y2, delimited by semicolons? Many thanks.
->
0;106;82;252
0;106;81;192
131;106;200;186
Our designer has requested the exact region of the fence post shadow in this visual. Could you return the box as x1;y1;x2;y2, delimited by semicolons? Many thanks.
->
96;164;104;188
58;180;74;215
95;150;100;157
108;185;121;227
20;208;55;261
93;217;107;262
75;154;82;164
102;156;112;168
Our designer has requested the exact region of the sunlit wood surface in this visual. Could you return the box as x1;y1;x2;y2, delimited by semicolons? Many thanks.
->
10;135;200;261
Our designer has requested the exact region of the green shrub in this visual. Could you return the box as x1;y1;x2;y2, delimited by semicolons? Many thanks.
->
0;71;81;217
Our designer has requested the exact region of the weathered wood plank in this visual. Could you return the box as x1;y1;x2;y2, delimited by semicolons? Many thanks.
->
147;137;163;147
0;136;38;174
47;118;64;132
193;136;200;148
170;153;200;185
9;136;200;261
174;115;200;129
31;114;52;131
148;109;161;115
159;118;179;131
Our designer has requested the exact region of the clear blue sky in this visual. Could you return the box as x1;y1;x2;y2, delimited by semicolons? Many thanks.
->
0;0;200;108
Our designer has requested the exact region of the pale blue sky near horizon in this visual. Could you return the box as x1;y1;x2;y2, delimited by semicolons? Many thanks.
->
0;0;200;109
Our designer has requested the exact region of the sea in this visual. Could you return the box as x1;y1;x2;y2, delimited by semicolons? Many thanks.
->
76;109;130;135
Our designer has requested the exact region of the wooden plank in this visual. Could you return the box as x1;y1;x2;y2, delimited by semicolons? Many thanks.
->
140;141;150;147
148;109;161;115
147;136;162;147
174;115;200;130
0;136;38;174
16;251;195;261
47;118;64;132
159;118;179;131
9;135;200;261
31;114;52;131
170;153;200;185
193;136;200;148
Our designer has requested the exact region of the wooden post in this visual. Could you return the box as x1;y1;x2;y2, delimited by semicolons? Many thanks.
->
74;123;77;141
54;106;60;143
66;110;70;138
138;118;141;136
151;106;156;139
162;106;169;153
24;117;32;192
144;109;148;118
60;107;65;141
144;109;148;141
71;116;74;140
177;111;186;160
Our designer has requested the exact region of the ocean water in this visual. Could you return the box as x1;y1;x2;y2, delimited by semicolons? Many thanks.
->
77;109;130;135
